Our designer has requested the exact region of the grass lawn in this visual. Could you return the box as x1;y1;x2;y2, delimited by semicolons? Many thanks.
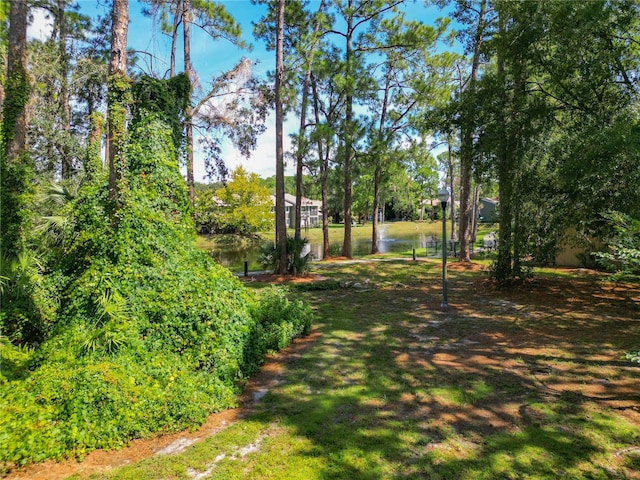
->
11;260;640;480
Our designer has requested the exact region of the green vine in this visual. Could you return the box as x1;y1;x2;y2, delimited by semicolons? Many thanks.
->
1;67;30;151
1;63;33;257
131;73;191;152
0;71;312;467
106;73;132;211
84;111;105;179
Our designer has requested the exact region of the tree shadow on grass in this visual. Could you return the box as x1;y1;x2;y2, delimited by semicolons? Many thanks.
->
246;274;640;479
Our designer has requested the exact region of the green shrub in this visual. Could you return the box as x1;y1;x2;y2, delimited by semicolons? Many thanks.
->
593;211;640;281
261;236;311;274
0;337;34;382
0;352;234;466
243;286;312;372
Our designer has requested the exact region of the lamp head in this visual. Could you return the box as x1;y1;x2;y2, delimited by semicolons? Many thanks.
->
437;188;449;208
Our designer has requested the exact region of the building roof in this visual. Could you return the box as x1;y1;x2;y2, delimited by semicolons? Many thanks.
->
271;194;321;207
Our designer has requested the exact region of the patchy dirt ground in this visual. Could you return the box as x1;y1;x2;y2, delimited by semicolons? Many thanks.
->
5;262;640;479
239;273;329;284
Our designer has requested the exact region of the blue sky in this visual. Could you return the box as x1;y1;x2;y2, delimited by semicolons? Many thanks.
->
32;1;451;181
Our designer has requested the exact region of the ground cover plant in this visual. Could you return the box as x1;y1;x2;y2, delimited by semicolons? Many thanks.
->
9;260;639;480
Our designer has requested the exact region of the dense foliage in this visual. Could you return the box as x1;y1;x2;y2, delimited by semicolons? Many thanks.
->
195;166;273;236
0;80;311;470
593;211;640;282
446;0;640;282
261;236;311;275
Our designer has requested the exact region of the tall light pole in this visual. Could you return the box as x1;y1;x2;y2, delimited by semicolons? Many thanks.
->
438;188;449;308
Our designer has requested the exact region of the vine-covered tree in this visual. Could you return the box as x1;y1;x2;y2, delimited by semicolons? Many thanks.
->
107;0;130;209
142;0;250;206
1;0;32;255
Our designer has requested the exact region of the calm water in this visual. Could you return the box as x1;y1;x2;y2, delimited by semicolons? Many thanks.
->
208;224;445;271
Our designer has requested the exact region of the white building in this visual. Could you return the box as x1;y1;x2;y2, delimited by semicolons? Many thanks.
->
271;194;323;228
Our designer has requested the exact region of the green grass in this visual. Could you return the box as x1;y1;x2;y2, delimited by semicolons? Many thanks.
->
53;261;640;479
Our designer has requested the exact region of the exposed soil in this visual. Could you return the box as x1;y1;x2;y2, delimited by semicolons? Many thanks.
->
239;273;328;284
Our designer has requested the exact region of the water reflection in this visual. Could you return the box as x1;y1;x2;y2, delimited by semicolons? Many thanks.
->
208;226;442;271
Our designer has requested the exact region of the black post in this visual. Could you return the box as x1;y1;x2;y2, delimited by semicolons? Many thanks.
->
244;261;248;277
441;203;448;308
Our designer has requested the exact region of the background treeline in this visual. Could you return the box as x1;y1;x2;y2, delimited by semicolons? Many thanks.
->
197;0;640;282
261;0;640;281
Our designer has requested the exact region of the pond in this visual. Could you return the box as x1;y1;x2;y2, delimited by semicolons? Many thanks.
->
205;223;450;272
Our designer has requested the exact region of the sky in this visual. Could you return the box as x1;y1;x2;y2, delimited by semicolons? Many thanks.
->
30;0;451;182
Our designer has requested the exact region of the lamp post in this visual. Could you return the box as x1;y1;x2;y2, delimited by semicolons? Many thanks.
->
438;187;449;308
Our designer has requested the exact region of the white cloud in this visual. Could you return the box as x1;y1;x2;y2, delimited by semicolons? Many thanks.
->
27;8;53;42
191;112;297;182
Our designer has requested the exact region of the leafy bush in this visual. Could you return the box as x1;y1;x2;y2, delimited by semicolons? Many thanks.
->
591;212;639;364
243;286;312;370
0;337;34;382
0;352;235;466
0;82;312;470
0;250;58;345
593;211;640;281
261;236;311;274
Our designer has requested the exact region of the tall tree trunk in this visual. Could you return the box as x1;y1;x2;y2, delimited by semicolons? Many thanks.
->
1;0;31;254
371;171;381;254
342;5;354;259
458;0;487;262
320;154;330;259
275;0;288;274
494;8;513;283
183;0;195;207
294;0;326;241
311;73;330;260
294;78;309;241
511;56;527;278
57;0;72;179
107;0;129;207
170;1;181;78
4;0;29;162
371;69;391;255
